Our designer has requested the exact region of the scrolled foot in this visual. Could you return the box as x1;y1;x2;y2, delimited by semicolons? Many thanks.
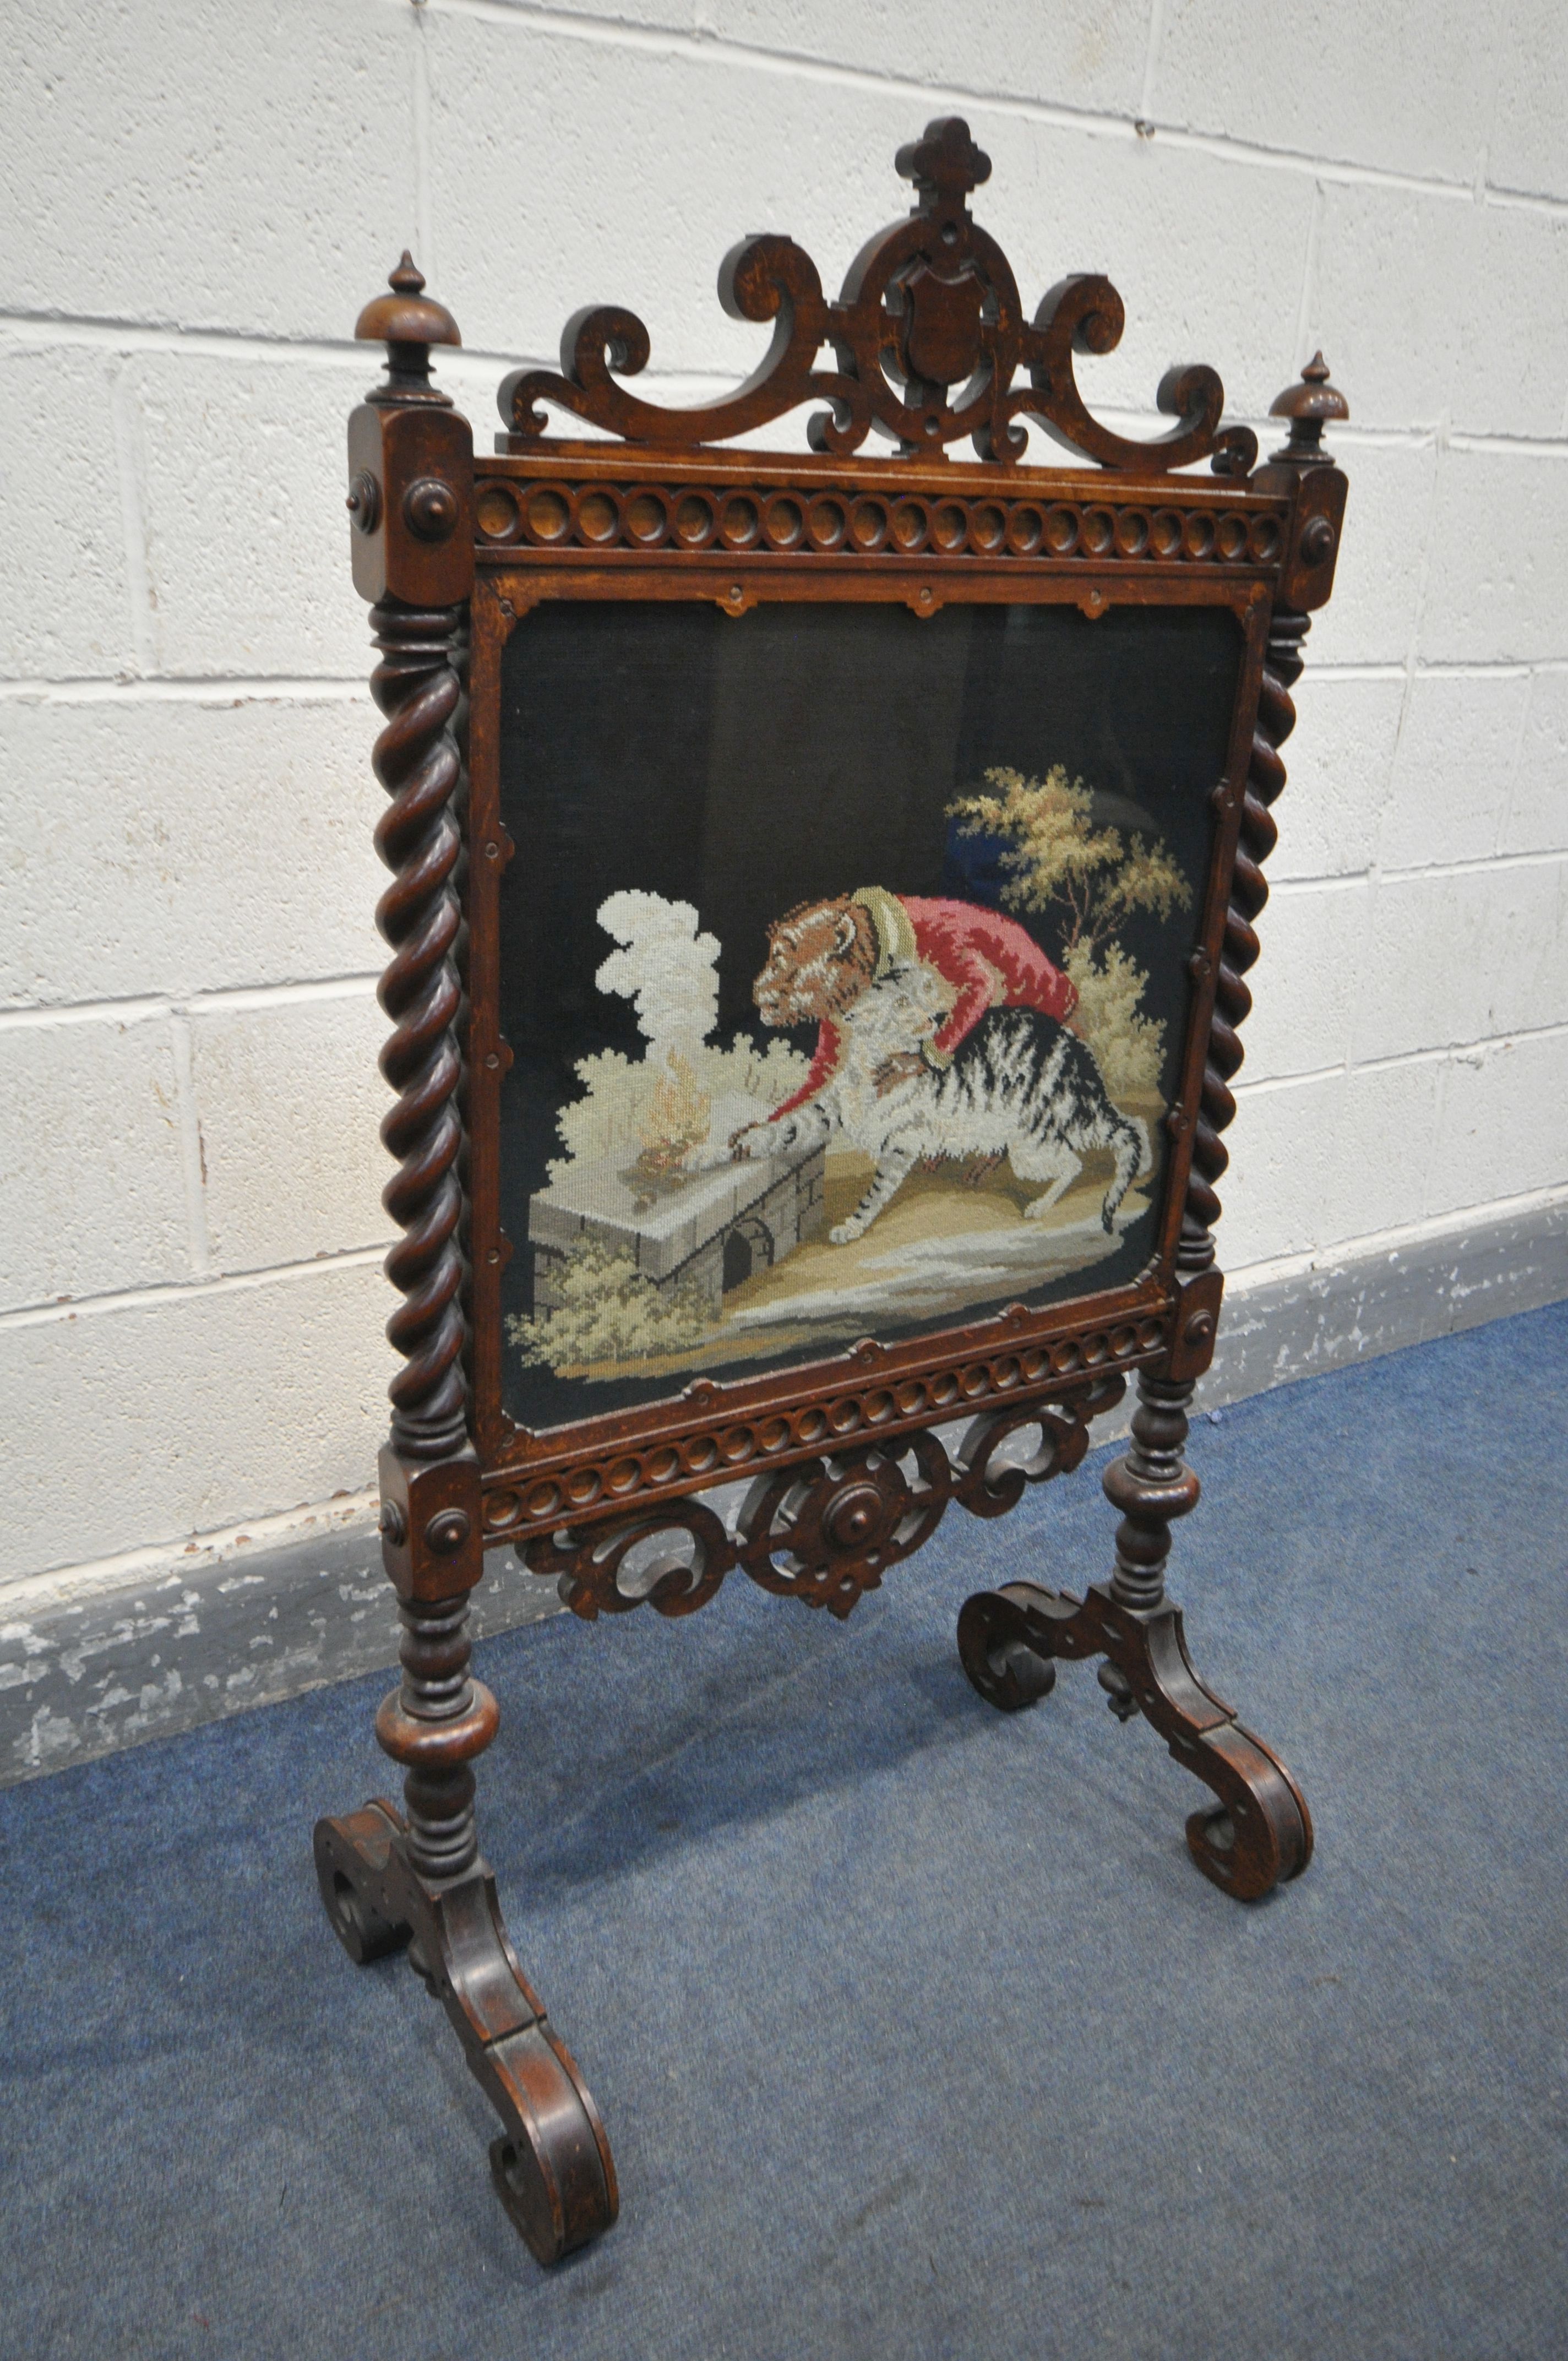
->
423;1871;618;2264
1175;1720;1314;1902
956;1586;1061;1711
954;1582;1313;1903
314;1800;413;1963
1107;1592;1313;1901
481;2020;619;2263
313;1799;617;2262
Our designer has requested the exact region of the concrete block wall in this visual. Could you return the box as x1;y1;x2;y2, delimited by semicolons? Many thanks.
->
2;0;1564;1604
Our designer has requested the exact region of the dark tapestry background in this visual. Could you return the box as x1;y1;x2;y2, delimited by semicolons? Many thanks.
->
497;596;1242;1429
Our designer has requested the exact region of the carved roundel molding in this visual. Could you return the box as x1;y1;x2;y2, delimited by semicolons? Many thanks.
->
481;1312;1170;1542
473;476;1290;565
500;116;1260;476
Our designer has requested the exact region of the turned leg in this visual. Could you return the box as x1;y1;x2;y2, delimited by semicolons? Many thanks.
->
957;1369;1313;1902
314;1584;618;2263
319;308;618;2266
1101;1375;1199;1613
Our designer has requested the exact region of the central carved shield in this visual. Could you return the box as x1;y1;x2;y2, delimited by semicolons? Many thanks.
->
901;265;984;386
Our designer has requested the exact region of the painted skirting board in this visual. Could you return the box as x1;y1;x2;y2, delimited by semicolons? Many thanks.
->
4;1191;1563;1787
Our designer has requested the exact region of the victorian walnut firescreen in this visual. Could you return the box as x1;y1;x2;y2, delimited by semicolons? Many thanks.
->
314;118;1349;2264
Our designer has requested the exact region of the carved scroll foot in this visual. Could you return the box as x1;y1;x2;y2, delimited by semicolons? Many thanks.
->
955;1588;1058;1711
956;1581;1312;1902
313;1800;618;2263
315;1797;415;1963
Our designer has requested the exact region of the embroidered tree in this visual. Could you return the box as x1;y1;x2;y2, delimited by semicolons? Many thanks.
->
508;1237;714;1374
946;765;1191;1097
1061;942;1167;1101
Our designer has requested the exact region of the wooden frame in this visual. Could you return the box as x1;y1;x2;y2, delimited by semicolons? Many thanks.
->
314;118;1349;2264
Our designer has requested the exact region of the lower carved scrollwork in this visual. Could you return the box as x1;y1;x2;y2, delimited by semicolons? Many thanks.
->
313;1800;618;2263
525;1378;1128;1623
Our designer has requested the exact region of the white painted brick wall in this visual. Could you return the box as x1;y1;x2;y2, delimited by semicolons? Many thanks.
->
2;0;1564;1596
133;352;372;678
1303;439;1438;668
1376;674;1533;871
0;1264;397;1579
1154;0;1498;184
1423;451;1568;665
1;346;142;677
1507;672;1568;857
1267;674;1403;879
0;699;383;1003
0;1013;192;1304
189;988;389;1274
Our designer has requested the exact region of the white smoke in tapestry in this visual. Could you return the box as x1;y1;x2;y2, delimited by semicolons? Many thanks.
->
595;890;720;1180
595;890;721;1062
545;890;810;1185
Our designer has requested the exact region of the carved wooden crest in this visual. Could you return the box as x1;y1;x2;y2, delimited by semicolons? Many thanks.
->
503;116;1259;476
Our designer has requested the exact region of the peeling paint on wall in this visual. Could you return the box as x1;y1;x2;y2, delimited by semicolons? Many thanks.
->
0;1527;560;1786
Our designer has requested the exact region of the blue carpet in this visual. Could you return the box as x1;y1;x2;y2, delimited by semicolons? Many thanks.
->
3;1303;1566;2361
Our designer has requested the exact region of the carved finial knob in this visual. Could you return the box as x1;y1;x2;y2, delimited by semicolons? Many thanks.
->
355;252;461;349
1270;351;1348;423
896;116;992;210
1268;350;1348;464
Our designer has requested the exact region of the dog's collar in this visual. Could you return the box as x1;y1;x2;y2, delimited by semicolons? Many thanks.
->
851;887;916;979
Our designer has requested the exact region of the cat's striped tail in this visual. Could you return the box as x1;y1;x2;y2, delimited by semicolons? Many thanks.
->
1100;1112;1151;1232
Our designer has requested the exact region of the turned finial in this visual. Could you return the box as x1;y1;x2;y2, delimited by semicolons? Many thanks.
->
356;252;461;407
1268;351;1348;463
356;251;462;349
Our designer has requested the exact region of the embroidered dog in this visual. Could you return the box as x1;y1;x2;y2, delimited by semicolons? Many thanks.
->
736;958;1150;1243
755;888;1079;1120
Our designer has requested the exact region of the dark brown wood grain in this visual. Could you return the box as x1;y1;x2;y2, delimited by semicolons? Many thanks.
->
528;1375;1126;1623
315;130;1349;2262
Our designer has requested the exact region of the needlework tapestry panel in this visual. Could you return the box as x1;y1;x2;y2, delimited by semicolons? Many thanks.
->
497;598;1239;1430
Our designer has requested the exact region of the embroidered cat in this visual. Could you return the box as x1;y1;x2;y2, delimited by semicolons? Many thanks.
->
755;889;1080;1120
733;960;1151;1243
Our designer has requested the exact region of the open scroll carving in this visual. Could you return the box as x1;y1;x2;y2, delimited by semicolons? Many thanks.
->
502;117;1258;476
524;1378;1126;1624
